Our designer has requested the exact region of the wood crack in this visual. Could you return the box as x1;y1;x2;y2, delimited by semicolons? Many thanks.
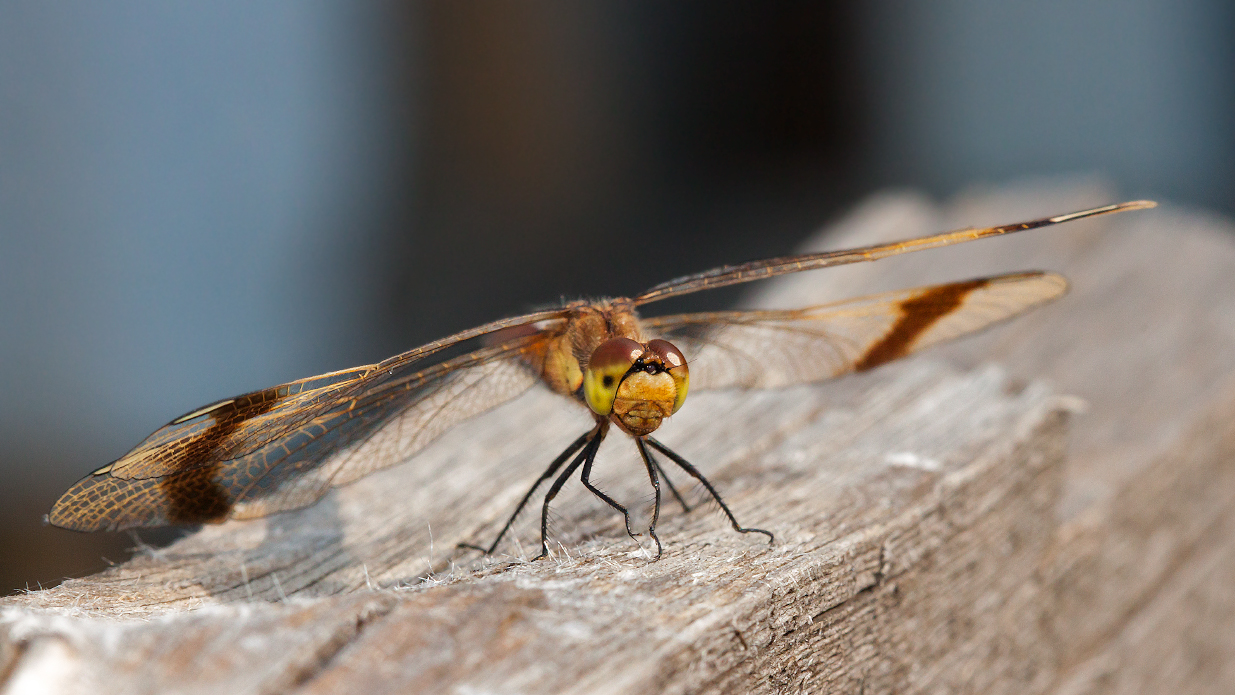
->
284;596;399;693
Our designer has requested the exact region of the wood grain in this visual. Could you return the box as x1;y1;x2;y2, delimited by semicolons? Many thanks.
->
4;180;1233;694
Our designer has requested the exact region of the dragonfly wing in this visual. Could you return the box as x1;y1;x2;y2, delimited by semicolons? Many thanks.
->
635;201;1149;304
49;313;568;531
642;272;1067;391
228;349;542;520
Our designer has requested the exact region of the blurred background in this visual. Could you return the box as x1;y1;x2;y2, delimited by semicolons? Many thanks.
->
2;0;1232;594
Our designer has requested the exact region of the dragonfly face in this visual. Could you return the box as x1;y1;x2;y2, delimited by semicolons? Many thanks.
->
49;200;1157;561
581;336;690;436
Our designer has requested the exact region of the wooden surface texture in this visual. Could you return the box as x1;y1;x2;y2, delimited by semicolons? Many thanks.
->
3;180;1234;694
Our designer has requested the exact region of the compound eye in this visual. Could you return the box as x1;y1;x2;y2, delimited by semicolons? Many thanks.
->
646;339;689;413
583;338;644;415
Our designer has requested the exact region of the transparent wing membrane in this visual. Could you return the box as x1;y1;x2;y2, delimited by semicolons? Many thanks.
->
642;272;1067;391
49;313;567;531
635;201;1149;304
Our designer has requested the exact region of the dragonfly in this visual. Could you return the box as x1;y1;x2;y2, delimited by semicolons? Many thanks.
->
49;200;1155;560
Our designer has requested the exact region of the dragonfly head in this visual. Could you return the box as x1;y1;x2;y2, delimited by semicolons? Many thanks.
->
583;337;689;436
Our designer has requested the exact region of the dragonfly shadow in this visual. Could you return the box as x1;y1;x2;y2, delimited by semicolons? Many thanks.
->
181;493;358;603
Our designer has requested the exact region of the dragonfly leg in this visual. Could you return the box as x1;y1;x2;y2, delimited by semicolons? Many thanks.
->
646;437;773;545
459;429;591;556
579;444;638;542
634;438;664;560
648;450;690;513
534;429;604;561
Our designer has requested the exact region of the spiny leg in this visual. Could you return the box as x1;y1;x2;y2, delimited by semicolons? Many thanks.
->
652;457;691;513
646;437;773;544
634;438;664;560
579;439;638;541
459;430;592;555
534;429;605;561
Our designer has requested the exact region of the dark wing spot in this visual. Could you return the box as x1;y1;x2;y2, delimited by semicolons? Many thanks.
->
855;279;988;371
52;386;290;530
157;388;289;523
160;465;232;524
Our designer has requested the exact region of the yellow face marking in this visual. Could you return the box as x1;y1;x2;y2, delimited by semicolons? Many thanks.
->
614;371;676;406
583;338;644;416
611;371;677;436
646;339;689;413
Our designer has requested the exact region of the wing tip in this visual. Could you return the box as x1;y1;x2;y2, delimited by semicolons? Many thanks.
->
1050;199;1157;224
1033;270;1070;298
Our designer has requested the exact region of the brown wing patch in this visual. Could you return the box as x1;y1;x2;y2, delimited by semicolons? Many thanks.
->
854;279;988;371
161;465;232;524
644;272;1066;392
48;333;561;531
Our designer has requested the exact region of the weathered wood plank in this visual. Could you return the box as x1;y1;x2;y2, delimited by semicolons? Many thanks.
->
3;180;1233;694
